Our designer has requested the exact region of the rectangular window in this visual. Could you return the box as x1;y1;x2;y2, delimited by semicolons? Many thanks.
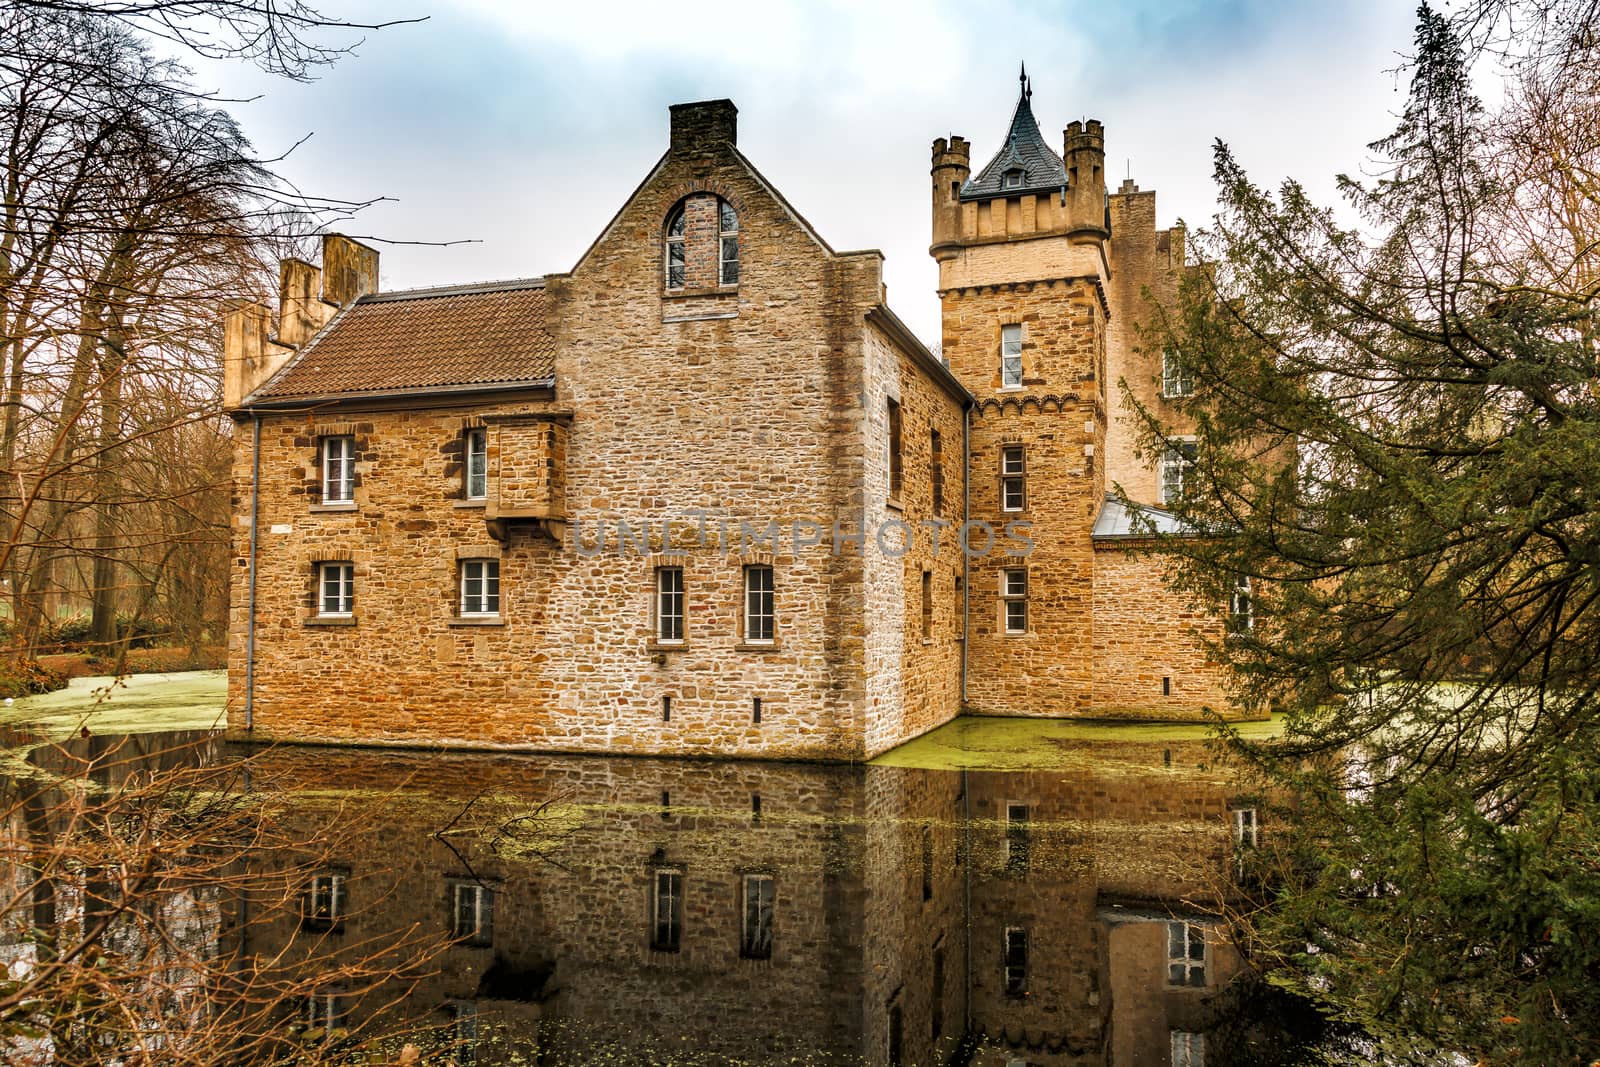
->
886;397;903;499
655;566;684;642
930;429;944;515
317;562;354;617
305;871;347;930
1001;324;1023;388
1001;569;1028;635
1171;1031;1206;1067
321;435;354;503
1005;802;1031;875
887;1002;903;1066
451;1001;479;1066
302;990;347;1034
1003;927;1028;996
931;945;945;1039
651;868;682;952
744;565;774;643
451;883;493;946
720;236;739;286
740;873;775;960
921;823;934;901
1233;807;1258;849
1161;439;1197;506
464;428;487;500
460;559;500;617
1001;445;1025;511
1167;921;1207;986
1229;575;1253;634
1162;348;1195;398
921;571;933;641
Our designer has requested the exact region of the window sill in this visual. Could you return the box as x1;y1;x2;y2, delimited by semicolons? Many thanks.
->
449;616;505;628
996;385;1025;394
309;501;357;513
647;640;688;653
885;495;904;513
736;640;781;652
453;499;488;510
305;616;358;627
663;284;739;300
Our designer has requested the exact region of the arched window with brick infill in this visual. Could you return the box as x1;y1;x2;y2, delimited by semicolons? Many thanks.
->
663;195;739;291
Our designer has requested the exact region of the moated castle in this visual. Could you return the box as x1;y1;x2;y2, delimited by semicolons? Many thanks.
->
223;80;1245;759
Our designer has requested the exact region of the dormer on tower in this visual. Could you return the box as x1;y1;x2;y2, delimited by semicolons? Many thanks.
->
930;66;1107;270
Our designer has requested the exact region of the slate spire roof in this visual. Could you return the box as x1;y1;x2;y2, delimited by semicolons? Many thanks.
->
961;64;1069;202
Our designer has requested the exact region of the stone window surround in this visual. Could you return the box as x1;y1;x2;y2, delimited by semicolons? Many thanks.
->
449;880;494;947
1000;566;1028;636
738;555;779;650
739;871;775;962
650;866;684;954
1002;926;1028;996
1000;443;1026;513
305;554;360;627
999;322;1024;390
661;184;744;298
450;544;504;627
463;425;488;501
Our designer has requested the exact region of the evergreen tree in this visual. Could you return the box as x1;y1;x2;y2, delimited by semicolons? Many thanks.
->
1135;5;1600;1061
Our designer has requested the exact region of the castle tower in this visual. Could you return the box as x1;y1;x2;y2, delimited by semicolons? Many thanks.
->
934;69;1110;717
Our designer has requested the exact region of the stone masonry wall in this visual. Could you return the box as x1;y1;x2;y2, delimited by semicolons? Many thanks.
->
943;275;1107;718
1091;542;1234;718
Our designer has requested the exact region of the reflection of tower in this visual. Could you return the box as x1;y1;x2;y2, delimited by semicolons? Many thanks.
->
933;70;1110;717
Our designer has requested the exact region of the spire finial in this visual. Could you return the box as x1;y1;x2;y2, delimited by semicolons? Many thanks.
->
1019;61;1031;101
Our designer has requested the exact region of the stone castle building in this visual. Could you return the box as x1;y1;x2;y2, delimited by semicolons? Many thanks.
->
224;78;1243;760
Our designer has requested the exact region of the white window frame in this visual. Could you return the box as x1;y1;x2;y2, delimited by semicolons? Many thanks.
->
1001;568;1028;635
1167;920;1207;987
651;867;682;953
744;564;775;644
1233;807;1258;849
655;566;684;643
1000;324;1023;388
1161;438;1197;506
321;435;354;503
1001;445;1026;512
1004;169;1024;189
460;559;500;617
450;1000;479;1066
451;882;492;946
718;199;739;286
740;873;775;960
464;427;487;500
1003;926;1028;996
665;205;686;289
1162;348;1195;398
1171;1030;1206;1067
307;871;347;927
302;990;347;1033
317;562;354;618
1229;574;1253;634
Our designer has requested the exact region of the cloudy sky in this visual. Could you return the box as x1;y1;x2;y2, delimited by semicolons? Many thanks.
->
195;0;1422;344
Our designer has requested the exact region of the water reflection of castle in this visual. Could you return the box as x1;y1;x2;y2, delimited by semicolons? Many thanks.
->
239;736;1255;1067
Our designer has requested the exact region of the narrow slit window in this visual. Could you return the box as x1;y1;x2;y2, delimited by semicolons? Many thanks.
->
719;200;739;285
921;570;933;640
1003;927;1028;995
464;428;487;500
887;397;903;499
931;429;944;515
665;206;687;289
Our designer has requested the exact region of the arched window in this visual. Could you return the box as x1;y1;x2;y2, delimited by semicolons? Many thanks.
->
718;200;739;285
665;206;687;289
663;195;739;291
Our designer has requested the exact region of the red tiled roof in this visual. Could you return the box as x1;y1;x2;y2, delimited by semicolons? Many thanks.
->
253;278;554;400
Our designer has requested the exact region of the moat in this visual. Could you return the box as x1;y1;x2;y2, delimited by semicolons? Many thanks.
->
0;675;1334;1065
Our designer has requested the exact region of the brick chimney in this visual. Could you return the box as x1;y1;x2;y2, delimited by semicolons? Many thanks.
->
669;99;737;156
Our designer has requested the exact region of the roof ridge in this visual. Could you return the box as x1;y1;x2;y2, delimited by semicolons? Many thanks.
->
360;277;547;303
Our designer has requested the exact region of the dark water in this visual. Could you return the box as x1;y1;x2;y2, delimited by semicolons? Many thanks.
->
1;725;1331;1066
